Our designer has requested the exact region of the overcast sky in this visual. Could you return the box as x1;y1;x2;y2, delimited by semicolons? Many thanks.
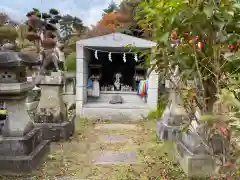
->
0;0;122;26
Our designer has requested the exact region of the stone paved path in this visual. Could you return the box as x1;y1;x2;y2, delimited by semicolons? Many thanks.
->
10;121;168;180
92;123;139;165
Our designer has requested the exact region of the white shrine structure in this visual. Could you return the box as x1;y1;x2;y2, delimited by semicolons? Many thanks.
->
76;33;158;120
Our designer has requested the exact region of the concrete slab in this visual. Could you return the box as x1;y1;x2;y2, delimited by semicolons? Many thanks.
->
93;151;137;165
54;177;85;180
20;177;84;180
94;124;139;130
102;135;131;143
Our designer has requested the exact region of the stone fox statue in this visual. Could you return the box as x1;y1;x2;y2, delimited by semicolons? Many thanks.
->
39;49;60;75
39;30;65;75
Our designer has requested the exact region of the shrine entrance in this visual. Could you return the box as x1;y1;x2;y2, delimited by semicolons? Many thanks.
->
87;47;146;92
76;33;158;120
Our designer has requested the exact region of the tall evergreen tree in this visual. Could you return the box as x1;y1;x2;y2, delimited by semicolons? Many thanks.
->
102;1;119;15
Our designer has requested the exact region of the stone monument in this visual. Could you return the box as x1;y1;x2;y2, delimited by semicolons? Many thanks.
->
157;66;188;140
174;81;223;177
175;114;216;177
0;50;50;172
24;9;75;141
34;71;75;141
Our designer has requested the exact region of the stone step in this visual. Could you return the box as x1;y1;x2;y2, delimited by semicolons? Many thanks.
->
92;151;137;165
94;124;139;131
101;135;132;143
87;92;145;104
82;102;150;121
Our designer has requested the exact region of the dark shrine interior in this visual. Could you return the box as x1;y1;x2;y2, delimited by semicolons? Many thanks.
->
88;49;146;90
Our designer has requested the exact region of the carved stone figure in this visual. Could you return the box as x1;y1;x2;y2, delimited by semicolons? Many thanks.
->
39;48;60;74
25;11;65;75
114;72;122;90
110;72;124;104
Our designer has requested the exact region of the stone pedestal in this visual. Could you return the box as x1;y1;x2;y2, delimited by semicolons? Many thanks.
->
35;72;75;141
175;122;217;177
156;104;187;141
157;121;181;141
175;141;215;177
0;82;49;173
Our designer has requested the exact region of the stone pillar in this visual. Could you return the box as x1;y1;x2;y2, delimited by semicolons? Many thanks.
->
147;69;159;109
62;72;76;104
35;72;75;141
35;72;67;123
76;44;88;116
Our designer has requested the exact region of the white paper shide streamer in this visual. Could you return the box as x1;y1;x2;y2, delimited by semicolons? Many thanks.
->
108;52;112;62
134;53;138;62
94;50;98;60
123;53;126;63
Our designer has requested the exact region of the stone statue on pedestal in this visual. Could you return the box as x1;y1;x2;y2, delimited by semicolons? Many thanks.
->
157;65;187;140
114;72;122;90
25;11;65;76
110;72;123;104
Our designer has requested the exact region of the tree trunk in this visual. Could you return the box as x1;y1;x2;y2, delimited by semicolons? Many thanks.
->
203;79;217;113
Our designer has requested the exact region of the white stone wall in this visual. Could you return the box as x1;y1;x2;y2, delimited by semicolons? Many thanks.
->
76;45;89;116
147;69;159;108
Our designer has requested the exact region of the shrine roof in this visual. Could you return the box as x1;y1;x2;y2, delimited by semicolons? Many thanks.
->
77;33;156;49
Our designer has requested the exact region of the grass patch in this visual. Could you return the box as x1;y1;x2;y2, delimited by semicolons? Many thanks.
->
0;118;190;180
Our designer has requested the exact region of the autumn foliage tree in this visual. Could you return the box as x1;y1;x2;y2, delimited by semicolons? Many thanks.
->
87;0;149;38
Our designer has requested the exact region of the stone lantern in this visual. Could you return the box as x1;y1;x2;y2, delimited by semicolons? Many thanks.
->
0;50;50;172
157;66;187;140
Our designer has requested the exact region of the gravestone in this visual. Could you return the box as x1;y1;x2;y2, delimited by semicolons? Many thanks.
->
34;71;75;141
0;50;50;172
157;66;188;140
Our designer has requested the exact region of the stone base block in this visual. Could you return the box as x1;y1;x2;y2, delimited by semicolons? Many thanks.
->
0;128;42;156
35;116;75;141
0;140;50;173
82;102;151;121
156;121;181;141
175;141;215;177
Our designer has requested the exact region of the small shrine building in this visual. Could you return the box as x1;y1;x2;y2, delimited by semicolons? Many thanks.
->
76;32;158;120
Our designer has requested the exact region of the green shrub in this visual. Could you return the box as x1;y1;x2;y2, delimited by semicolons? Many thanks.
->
147;94;168;120
0;25;18;43
65;52;76;71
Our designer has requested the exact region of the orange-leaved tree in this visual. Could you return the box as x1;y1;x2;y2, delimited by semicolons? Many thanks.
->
87;7;133;37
